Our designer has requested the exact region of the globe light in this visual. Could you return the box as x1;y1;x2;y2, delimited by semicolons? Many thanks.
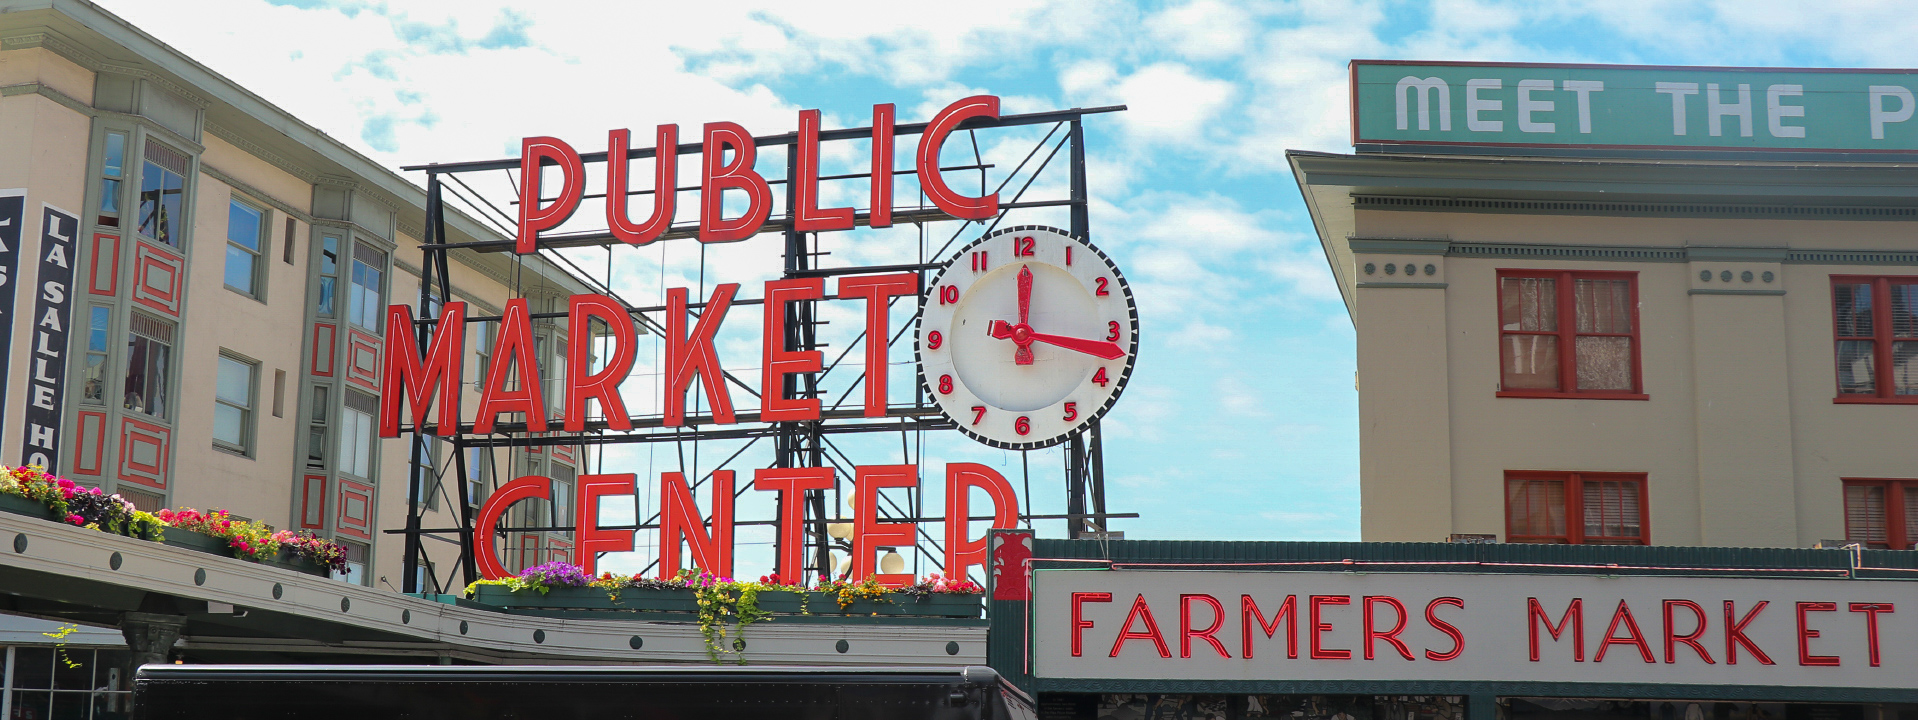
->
827;521;854;540
879;548;905;575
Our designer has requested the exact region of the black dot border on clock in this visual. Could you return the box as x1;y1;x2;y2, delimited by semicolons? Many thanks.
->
916;224;1141;451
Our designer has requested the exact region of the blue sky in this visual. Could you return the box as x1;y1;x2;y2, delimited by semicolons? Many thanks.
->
104;0;1918;579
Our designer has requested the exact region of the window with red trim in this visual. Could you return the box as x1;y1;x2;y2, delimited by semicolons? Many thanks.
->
1831;276;1918;402
1505;471;1648;545
1842;478;1918;549
1497;270;1643;399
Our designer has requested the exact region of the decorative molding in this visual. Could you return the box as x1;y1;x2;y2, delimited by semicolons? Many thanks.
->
1355;194;1918;221
1348;237;1450;255
0;82;94;117
1788;250;1918;266
1449;242;1687;262
1686;246;1789;262
1689;288;1787;296
204;121;319;184
199;163;315;224
1357;281;1448;289
96;62;209;109
2;30;106;72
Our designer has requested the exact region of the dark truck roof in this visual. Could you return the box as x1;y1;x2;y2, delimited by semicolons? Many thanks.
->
134;664;1034;720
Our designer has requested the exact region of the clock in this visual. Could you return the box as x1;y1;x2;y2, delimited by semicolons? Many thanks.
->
917;225;1138;449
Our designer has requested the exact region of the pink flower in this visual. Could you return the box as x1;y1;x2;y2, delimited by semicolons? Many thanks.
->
66;514;83;525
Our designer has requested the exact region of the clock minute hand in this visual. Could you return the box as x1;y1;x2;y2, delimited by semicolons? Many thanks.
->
1014;266;1034;365
1025;331;1126;360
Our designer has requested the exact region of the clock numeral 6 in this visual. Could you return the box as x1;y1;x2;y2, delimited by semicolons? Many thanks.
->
939;374;954;394
1092;367;1109;387
1063;402;1078;422
939;285;959;305
1014;416;1031;436
927;330;942;350
1107;321;1121;342
971;405;986;425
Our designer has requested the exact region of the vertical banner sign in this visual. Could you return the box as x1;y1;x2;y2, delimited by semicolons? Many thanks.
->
22;205;76;471
0;190;24;444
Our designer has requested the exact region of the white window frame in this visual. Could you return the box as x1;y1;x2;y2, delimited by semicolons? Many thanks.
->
212;352;258;456
224;196;268;300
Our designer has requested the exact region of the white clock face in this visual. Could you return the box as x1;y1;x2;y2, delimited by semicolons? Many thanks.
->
917;226;1138;449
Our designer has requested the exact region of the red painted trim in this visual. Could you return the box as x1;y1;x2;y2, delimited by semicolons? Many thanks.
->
337;478;374;539
1495;269;1643;398
301;474;328;529
115;417;170;489
345;328;381;391
1504;470;1650;545
311;323;336;377
1829;275;1918;401
130;243;183;317
73;411;106;475
1841;477;1918;549
88;233;119;296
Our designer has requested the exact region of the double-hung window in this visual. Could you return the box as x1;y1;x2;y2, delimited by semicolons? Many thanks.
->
338;390;377;479
123;314;173;418
225;199;266;297
348;242;385;332
98;131;126;227
137;141;189;246
317;235;340;317
82;306;111;404
213;354;256;455
1843;479;1918;549
1505;471;1648;545
1498;270;1643;398
1832;276;1918;401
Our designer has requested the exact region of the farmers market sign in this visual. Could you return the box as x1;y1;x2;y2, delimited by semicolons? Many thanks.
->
1353;60;1918;153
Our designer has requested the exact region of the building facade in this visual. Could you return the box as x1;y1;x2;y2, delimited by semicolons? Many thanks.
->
0;0;596;593
1296;61;1918;548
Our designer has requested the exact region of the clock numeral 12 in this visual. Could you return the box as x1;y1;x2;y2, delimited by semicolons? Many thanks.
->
1013;236;1035;257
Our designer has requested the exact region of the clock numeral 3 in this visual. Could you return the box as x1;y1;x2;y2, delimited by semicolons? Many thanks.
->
939;285;959;305
1013;236;1036;257
1014;416;1031;436
1063;402;1078;422
927;330;943;350
1107;321;1121;342
1092;367;1109;387
971;405;986;425
939;375;953;394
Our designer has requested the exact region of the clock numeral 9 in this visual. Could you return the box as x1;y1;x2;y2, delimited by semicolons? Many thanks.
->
1014;236;1035;257
1107;321;1121;342
939;374;953;394
939;285;959;305
1014;416;1031;436
927;330;943;350
1063;402;1078;422
1092;367;1109;387
1096;277;1110;296
971;405;986;425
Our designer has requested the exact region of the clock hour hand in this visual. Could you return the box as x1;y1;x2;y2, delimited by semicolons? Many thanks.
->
989;321;1125;360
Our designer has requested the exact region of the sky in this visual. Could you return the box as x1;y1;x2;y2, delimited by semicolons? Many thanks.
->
98;0;1918;581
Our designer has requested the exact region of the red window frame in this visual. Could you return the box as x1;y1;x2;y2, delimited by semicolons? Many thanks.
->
1842;478;1918;549
1830;275;1918;404
1495;269;1646;400
1504;471;1650;545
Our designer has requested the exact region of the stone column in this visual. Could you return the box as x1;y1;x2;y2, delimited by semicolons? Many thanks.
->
119;611;186;669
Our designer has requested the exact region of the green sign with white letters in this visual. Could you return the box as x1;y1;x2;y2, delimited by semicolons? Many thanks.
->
1352;61;1918;154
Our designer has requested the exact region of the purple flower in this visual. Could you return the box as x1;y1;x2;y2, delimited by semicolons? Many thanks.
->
518;562;589;588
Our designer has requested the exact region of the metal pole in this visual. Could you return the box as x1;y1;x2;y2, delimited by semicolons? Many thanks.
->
401;171;443;593
450;436;477;587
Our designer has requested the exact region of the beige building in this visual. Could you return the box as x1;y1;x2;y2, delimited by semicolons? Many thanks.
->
0;0;596;590
1297;62;1918;549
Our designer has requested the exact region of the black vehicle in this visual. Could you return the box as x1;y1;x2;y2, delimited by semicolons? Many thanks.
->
133;664;1035;720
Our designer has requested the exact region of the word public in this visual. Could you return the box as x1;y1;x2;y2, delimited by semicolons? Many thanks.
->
515;95;1006;253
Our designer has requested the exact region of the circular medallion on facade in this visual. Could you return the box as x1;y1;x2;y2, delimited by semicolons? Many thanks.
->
918;226;1138;450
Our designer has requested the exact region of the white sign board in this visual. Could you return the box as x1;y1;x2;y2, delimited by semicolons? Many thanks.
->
1032;569;1913;689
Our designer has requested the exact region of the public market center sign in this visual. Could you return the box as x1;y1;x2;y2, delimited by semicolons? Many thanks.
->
1353;60;1918;153
1034;569;1914;689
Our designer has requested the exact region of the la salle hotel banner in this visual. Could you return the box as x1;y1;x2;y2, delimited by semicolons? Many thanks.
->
1034;569;1913;690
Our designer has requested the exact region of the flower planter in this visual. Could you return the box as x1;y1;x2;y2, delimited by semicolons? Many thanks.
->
806;591;982;618
161;529;236;557
0;493;57;522
264;553;333;578
470;585;701;612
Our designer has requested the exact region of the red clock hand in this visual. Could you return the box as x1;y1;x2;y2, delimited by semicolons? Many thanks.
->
1014;266;1033;365
990;322;1125;360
